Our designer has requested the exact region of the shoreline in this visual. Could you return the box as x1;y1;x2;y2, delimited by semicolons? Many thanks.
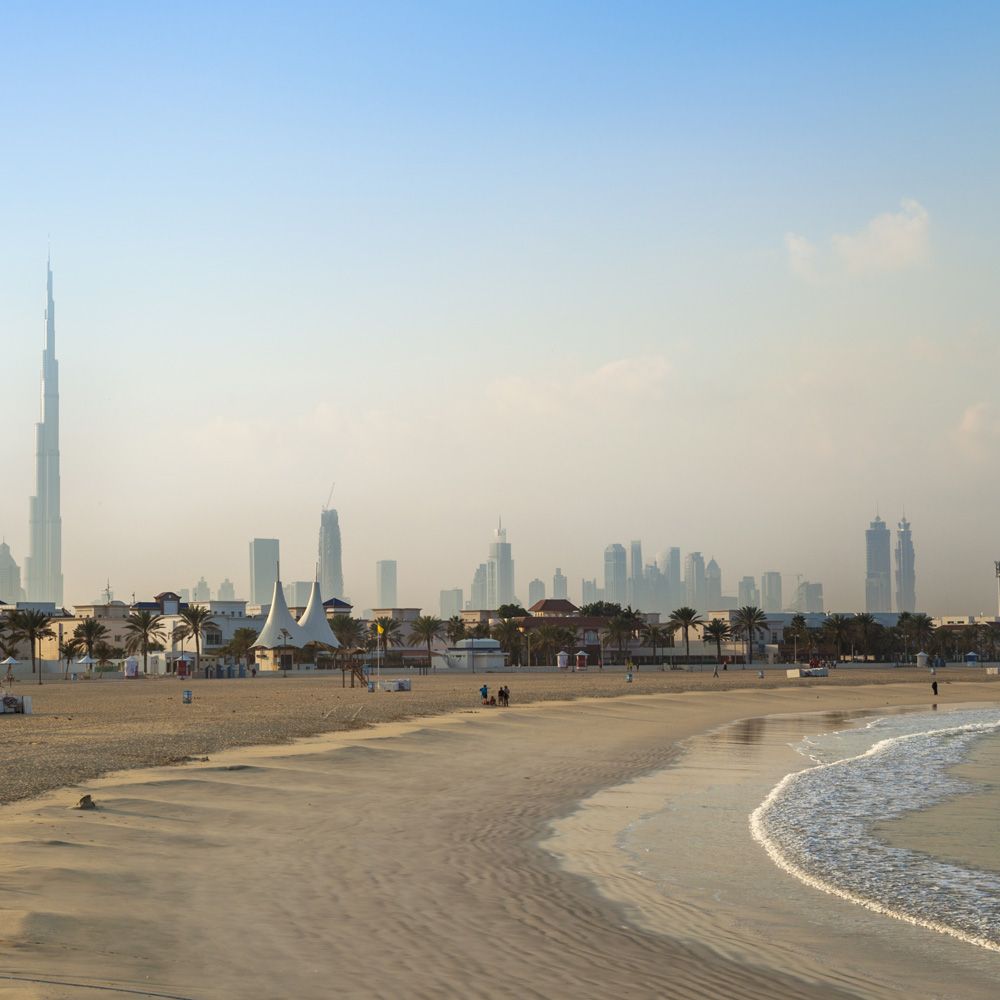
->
3;681;1000;998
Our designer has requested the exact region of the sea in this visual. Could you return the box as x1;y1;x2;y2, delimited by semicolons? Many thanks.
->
750;706;1000;952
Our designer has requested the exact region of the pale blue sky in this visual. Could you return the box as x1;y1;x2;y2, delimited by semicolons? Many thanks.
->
2;2;999;612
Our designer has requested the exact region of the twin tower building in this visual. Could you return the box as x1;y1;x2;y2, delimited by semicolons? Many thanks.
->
865;515;915;614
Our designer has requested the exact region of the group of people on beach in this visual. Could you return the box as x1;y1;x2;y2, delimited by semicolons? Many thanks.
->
479;684;510;707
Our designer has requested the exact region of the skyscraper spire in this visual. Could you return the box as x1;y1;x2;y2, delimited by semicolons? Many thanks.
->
25;255;64;605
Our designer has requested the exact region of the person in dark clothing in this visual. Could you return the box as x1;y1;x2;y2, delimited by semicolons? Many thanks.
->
932;680;939;697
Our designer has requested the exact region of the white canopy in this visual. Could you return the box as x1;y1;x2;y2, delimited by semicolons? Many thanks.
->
297;581;341;648
252;578;307;649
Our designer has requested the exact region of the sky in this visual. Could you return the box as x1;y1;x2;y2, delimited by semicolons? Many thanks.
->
2;1;1000;615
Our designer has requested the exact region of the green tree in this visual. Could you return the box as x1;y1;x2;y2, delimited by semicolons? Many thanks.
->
408;615;445;671
785;614;810;662
445;615;466;646
73;618;110;665
490;617;524;666
371;617;403;663
640;622;671;670
7;608;55;685
852;612;876;661
667;607;704;664
496;603;527;619
822;613;852;662
579;601;623;618
702;618;732;676
225;627;260;667
123;610;166;675
733;606;770;666
175;605;217;676
910;613;935;652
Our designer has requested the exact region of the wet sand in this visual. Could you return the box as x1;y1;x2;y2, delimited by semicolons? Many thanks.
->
0;678;998;999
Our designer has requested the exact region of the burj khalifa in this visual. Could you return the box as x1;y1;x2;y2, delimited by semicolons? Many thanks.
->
25;256;64;605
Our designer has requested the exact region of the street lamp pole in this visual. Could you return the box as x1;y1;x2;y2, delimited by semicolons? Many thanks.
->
995;561;1000;619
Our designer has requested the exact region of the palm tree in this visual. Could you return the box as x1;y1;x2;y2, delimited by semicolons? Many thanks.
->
822;613;852;662
852;612;876;662
225;627;260;669
73;618;110;663
640;623;671;670
123;610;166;675
702;618;732;676
604;614;635;665
532;624;563;666
176;606;217;676
371;616;402;667
408;615;445;672
785;614;810;662
667;607;704;665
733;606;770;667
910;613;935;653
7;608;55;685
894;611;914;662
445;616;466;646
94;641;116;672
490;617;523;667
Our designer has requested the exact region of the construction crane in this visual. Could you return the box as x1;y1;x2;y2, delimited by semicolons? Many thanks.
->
323;481;336;511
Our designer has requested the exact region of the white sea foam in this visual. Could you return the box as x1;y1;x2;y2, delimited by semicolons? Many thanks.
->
750;709;1000;951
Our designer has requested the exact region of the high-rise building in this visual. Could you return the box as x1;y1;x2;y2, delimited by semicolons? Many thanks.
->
628;540;644;607
528;578;545;606
192;577;210;601
604;544;627;605
581;578;600;605
661;547;682;608
865;515;891;612
486;519;515;608
895;517;916;613
706;558;722;607
249;538;280;605
318;508;344;600
761;571;782;612
376;560;398;608
217;578;236;601
552;568;568;600
738;576;760;607
25;257;63;605
284;581;312;608
684;552;706;610
0;542;26;602
470;563;489;609
440;588;463;619
793;581;824;613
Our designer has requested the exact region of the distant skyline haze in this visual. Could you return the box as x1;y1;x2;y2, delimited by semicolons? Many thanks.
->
1;3;999;614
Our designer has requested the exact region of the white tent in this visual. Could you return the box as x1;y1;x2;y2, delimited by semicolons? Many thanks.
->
297;581;341;648
252;576;307;649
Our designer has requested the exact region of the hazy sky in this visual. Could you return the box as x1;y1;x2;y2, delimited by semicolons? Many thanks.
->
2;2;999;615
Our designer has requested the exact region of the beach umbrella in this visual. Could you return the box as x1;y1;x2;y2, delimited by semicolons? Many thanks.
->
76;655;96;666
0;656;18;666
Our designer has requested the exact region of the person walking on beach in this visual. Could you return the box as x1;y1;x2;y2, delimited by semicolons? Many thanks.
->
932;680;939;697
480;683;489;705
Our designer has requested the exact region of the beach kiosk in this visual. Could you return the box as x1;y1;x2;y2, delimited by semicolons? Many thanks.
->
124;656;139;679
916;651;929;669
556;650;570;671
574;650;588;672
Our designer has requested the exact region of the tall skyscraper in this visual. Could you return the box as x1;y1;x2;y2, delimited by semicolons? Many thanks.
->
528;578;545;606
581;578;600;604
217;578;236;600
761;571;782;612
706;558;722;607
318;507;344;599
0;542;26;602
895;517;916;613
25;257;63;605
249;538;280;605
552;568;568;600
738;576;760;607
684;552;706;610
865;515;891;612
628;540;644;607
376;560;398;607
487;519;515;608
440;588;463;619
794;581;824;613
470;563;489;609
604;544;627;604
192;577;210;601
284;581;312;607
661;547;682;608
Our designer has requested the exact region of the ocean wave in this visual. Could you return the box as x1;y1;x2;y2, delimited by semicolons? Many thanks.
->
751;711;1000;951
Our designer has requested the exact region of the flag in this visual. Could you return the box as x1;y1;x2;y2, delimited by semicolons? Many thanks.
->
377;623;384;635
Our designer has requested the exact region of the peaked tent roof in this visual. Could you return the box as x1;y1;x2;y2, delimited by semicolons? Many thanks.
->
252;577;307;649
298;581;341;648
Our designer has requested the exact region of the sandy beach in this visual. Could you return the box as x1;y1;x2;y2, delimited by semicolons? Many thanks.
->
1;672;999;999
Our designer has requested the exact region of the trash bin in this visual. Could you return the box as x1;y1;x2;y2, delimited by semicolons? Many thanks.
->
238;665;246;678
367;680;375;692
182;690;193;704
226;665;235;679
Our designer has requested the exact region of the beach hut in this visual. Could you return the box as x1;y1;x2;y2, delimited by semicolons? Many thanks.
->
556;650;569;670
964;651;980;664
124;656;139;678
915;651;929;668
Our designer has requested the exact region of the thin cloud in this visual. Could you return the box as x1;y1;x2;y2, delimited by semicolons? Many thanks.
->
955;401;1000;460
786;200;930;280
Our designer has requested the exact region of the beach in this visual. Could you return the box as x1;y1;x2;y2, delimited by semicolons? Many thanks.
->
1;673;999;998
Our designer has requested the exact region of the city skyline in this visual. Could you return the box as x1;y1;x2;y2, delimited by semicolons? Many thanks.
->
2;6;999;615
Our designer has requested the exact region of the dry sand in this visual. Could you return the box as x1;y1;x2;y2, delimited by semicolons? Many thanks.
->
0;672;997;999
